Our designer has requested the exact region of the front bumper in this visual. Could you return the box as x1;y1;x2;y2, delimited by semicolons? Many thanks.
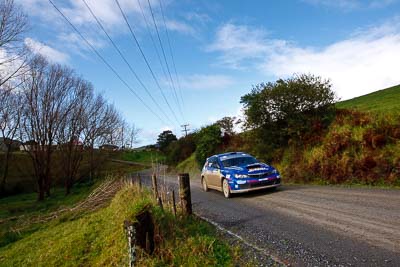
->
230;177;281;193
231;183;280;193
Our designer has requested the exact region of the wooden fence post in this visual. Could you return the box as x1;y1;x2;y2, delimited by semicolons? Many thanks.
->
124;220;136;267
137;174;142;189
152;174;158;199
172;190;177;217
178;173;192;215
157;196;163;210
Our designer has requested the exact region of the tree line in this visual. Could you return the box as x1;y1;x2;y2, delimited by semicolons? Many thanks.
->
158;74;337;168
0;0;138;199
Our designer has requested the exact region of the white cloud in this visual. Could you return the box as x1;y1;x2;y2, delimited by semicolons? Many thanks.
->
17;0;197;61
184;12;211;25
165;19;195;35
179;74;235;91
62;0;141;28
302;0;397;10
369;0;397;8
25;38;69;63
18;0;194;35
208;19;400;100
207;23;276;69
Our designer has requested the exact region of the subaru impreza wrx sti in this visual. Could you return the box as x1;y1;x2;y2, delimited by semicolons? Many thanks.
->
201;152;281;198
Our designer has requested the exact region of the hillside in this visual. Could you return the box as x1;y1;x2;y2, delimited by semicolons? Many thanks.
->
337;84;400;113
171;84;400;187
277;84;400;186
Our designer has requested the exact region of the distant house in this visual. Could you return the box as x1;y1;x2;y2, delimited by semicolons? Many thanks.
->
99;144;119;151
0;138;22;152
58;137;84;150
19;140;38;152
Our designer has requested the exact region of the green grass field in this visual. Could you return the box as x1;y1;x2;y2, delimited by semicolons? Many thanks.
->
0;151;144;195
0;181;98;248
337;84;400;113
0;183;237;266
115;150;165;165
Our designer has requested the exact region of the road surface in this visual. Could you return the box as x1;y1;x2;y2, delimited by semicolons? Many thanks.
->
137;170;400;266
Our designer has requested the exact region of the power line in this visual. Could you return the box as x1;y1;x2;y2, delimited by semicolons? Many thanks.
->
137;0;172;109
158;0;185;112
114;0;181;126
137;0;185;122
146;0;184;120
48;0;165;124
80;0;174;126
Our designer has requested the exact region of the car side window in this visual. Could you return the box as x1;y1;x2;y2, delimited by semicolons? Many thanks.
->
211;158;220;169
207;158;213;168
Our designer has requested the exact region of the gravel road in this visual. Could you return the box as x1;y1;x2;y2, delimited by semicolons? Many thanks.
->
137;171;400;266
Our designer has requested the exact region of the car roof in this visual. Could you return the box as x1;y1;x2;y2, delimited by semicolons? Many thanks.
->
214;152;252;160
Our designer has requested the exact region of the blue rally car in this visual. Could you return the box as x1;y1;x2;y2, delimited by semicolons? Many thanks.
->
201;152;281;198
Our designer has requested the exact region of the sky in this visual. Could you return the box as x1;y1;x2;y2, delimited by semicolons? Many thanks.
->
17;0;400;145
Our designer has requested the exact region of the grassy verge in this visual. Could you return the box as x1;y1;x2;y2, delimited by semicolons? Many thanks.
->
0;180;238;266
176;153;201;179
113;150;165;166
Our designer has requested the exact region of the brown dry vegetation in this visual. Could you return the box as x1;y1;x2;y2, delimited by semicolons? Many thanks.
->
275;109;400;186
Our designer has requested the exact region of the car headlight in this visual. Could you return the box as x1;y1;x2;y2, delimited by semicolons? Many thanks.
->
234;174;248;179
272;169;278;174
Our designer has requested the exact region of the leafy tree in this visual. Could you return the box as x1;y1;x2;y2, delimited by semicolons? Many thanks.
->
157;130;177;152
195;125;222;167
215;116;236;136
165;133;197;165
241;74;337;159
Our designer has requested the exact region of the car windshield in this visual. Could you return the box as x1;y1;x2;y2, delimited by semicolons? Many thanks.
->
221;156;258;167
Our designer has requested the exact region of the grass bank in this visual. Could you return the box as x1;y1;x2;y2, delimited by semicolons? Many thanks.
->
114;150;165;166
176;153;200;179
0;178;238;266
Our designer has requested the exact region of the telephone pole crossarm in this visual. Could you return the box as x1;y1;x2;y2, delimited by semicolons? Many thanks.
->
181;124;190;137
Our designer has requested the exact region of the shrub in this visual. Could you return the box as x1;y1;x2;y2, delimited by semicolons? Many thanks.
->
195;125;222;167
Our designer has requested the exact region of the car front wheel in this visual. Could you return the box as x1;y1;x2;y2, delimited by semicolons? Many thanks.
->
222;179;231;198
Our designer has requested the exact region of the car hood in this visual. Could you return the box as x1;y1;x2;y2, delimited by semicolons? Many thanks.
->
224;163;275;174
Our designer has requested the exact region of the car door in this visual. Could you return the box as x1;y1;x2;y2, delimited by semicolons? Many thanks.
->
202;159;211;184
208;157;221;188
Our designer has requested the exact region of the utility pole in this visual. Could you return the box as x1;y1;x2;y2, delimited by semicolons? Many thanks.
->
181;124;190;137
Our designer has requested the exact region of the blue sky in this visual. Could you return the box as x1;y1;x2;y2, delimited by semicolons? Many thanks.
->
18;0;400;145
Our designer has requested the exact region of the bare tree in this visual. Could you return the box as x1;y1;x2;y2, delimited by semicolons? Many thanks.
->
58;78;93;195
128;123;140;149
110;119;130;149
20;56;77;200
82;95;122;180
0;88;21;196
0;0;29;90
